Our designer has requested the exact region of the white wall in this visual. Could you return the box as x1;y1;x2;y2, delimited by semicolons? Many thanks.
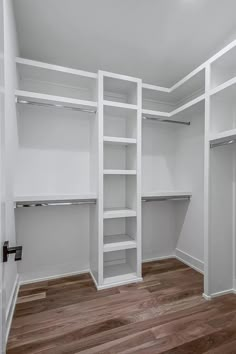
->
142;106;205;270
208;145;234;294
15;105;92;197
16;205;90;282
3;0;19;339
175;109;205;269
142;202;177;261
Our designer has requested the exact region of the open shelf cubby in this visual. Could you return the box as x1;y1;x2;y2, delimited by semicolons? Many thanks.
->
104;142;136;172
104;174;136;208
210;80;236;134
104;74;138;105
103;105;137;139
16;57;97;103
142;68;205;113
210;45;236;90
103;248;137;285
104;217;137;252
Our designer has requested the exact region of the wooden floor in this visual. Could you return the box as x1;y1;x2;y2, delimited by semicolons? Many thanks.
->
7;259;236;353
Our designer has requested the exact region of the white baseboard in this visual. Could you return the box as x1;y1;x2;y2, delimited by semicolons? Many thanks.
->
204;288;235;300
142;255;175;263
89;270;99;289
6;274;20;343
20;268;90;285
96;277;143;290
175;248;204;274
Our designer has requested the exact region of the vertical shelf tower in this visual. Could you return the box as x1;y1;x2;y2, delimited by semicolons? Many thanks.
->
96;71;142;289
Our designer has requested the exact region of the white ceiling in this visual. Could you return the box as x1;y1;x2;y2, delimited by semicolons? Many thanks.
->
13;0;236;86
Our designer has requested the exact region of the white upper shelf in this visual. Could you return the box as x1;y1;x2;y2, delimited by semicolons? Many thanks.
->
209;128;236;145
15;194;97;203
210;77;236;98
142;94;205;120
15;90;97;111
142;68;205;105
16;57;97;79
103;100;137;110
16;57;98;104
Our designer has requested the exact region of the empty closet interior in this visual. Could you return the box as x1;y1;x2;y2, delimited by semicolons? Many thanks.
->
13;59;206;290
3;1;236;305
13;40;236;296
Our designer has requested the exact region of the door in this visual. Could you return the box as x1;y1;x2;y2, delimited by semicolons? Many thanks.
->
0;0;5;351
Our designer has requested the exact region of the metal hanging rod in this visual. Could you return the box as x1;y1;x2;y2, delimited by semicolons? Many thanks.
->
142;196;191;202
142;116;190;126
210;139;236;149
16;98;97;114
15;200;97;208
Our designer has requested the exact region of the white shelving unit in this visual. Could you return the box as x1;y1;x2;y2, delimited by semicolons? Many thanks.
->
94;70;142;289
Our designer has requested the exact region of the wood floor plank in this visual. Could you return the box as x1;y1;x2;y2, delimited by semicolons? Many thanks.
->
7;259;236;354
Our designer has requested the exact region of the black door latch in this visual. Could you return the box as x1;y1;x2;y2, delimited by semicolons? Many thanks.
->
3;241;23;262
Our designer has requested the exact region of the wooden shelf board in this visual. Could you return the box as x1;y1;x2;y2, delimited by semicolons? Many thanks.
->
103;136;136;145
103;208;136;219
104;234;136;252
